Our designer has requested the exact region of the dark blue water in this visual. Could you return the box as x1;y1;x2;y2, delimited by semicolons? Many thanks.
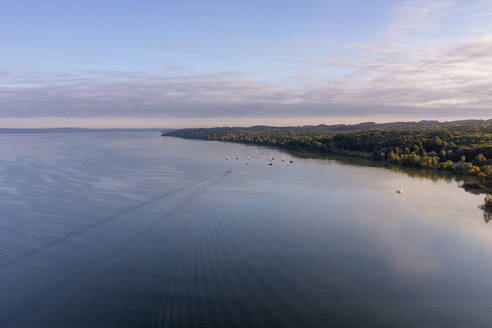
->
0;132;491;327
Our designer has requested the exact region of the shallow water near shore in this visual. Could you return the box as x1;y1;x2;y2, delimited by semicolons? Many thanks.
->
0;131;491;327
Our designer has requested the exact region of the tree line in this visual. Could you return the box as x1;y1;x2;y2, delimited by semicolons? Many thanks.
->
163;119;492;190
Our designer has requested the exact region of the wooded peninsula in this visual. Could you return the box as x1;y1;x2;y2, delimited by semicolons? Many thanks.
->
163;120;492;193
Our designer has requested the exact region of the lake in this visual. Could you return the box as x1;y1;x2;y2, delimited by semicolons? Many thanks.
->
0;131;491;327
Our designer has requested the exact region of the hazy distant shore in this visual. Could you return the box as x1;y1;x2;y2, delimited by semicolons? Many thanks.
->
0;128;168;134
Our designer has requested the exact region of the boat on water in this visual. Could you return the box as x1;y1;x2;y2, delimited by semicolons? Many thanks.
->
396;186;404;194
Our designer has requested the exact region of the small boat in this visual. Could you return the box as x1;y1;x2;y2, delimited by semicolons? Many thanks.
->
268;163;273;166
396;186;404;194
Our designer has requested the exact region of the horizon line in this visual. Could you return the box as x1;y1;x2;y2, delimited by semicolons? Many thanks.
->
2;117;491;131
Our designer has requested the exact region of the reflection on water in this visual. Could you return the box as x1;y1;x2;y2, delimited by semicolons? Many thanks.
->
290;149;469;186
290;149;492;221
484;211;492;223
0;132;491;327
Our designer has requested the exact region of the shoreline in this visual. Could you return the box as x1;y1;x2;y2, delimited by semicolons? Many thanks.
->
166;134;491;192
161;128;492;217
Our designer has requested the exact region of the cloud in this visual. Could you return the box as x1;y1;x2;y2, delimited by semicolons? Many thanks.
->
0;70;301;118
388;0;454;34
1;36;491;120
0;0;491;123
307;34;492;109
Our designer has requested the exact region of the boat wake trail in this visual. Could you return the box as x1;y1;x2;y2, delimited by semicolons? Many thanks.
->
0;172;227;271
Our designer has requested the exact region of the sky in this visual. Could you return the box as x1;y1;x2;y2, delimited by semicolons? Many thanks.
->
1;0;491;128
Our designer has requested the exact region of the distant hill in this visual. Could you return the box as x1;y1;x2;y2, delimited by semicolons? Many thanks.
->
164;119;492;137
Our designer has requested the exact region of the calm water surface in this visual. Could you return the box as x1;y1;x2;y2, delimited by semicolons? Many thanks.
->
0;132;491;327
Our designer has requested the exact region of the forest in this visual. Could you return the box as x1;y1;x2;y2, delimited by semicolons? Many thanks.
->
163;119;492;192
